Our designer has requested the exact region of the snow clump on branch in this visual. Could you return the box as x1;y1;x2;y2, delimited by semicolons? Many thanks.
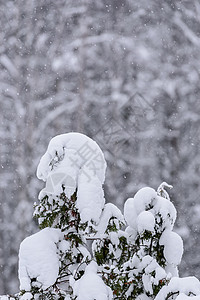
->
37;132;107;223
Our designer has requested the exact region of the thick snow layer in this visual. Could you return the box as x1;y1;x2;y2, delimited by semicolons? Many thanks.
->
141;256;167;292
124;187;157;229
95;203;124;234
137;211;155;234
20;292;33;300
154;196;177;230
77;171;105;223
133;187;157;214
72;261;113;300
125;226;137;242
155;277;200;300
124;197;137;229
160;229;183;265
164;263;179;278
37;133;106;183
19;228;63;291
37;133;107;223
41;149;78;197
58;240;71;252
124;187;177;233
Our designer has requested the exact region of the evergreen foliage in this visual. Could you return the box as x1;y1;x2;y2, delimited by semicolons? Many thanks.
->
1;134;200;300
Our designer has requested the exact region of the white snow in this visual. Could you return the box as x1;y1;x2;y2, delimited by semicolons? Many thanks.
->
42;149;78;197
77;245;91;261
37;133;107;223
0;297;15;300
124;186;177;237
137;211;155;234
72;261;113;300
123;185;183;287
176;294;200;300
141;255;167;293
95;203;124;234
133;187;157;214
19;228;63;291
20;292;33;300
124;187;157;230
154;196;177;230
160;229;183;266
124;197;137;229
5;134;198;300
125;225;137;242
154;267;167;285
155;277;200;300
142;273;153;294
77;173;105;223
37;132;106;183
58;240;71;252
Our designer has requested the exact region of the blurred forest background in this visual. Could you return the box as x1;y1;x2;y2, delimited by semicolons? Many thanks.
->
1;0;200;294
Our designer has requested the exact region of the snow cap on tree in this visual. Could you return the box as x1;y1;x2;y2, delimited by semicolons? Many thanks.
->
36;132;107;223
124;187;157;240
124;185;177;236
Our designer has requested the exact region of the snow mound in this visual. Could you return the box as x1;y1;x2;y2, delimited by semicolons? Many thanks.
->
137;211;155;234
160;229;183;266
96;203;125;234
155;277;200;300
154;196;177;230
133;187;157;214
37;133;106;183
20;292;33;300
124;187;157;230
37;133;107;223
124;186;177;232
19;228;63;291
72;261;113;300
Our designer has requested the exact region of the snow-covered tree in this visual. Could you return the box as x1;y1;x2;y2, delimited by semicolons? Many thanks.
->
18;133;108;299
1;133;200;300
2;0;200;292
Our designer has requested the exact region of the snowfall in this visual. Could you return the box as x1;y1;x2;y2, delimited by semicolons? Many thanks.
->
1;133;200;300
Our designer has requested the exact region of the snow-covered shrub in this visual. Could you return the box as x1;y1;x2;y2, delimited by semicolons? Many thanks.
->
1;133;200;300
